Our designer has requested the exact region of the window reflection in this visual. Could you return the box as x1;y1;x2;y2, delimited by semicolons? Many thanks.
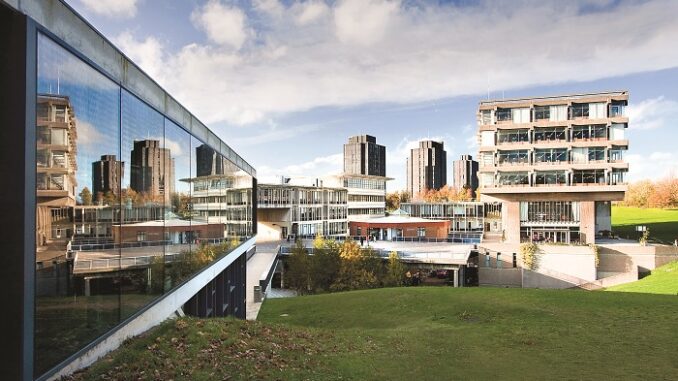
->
35;34;121;375
34;33;255;377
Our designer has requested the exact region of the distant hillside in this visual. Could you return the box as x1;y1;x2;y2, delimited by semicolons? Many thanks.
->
612;206;678;244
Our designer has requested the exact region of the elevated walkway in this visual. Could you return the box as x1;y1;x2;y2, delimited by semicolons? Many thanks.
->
245;242;279;320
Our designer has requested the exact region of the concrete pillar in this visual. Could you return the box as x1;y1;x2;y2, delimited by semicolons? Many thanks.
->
453;269;458;287
84;277;91;297
580;201;596;244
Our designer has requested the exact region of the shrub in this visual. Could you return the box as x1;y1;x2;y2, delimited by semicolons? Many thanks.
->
520;242;539;270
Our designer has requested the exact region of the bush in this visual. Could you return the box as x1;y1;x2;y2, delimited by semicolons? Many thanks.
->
520;242;539;270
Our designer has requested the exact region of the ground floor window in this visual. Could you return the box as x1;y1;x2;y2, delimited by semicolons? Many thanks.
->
417;227;426;237
520;226;581;244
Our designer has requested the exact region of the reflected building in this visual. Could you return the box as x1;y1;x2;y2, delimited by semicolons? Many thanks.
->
2;1;257;379
130;139;175;201
196;143;227;176
92;155;123;197
36;95;77;262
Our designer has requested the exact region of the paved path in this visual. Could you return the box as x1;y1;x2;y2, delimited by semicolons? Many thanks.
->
245;241;280;320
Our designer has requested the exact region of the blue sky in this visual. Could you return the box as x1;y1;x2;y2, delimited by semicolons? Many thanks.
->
67;0;678;190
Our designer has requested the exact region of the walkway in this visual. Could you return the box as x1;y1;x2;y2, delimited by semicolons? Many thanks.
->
245;241;280;320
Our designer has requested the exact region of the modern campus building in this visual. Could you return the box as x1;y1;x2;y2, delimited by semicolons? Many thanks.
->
1;1;257;380
349;209;451;240
344;135;386;177
452;154;479;198
476;91;629;244
257;180;348;240
406;140;447;197
401;201;502;242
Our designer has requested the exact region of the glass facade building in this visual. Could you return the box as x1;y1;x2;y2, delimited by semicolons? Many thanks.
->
1;1;256;380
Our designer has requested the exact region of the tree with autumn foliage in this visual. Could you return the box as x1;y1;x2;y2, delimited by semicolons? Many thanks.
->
621;177;678;208
415;185;474;202
386;190;411;211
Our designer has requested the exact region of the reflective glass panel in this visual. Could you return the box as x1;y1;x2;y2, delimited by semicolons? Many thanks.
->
35;34;121;375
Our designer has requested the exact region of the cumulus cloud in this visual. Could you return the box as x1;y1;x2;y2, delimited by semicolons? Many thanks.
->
113;32;165;80
191;0;250;49
256;153;343;183
114;0;678;127
293;0;330;25
626;152;678;181
626;96;678;130
79;0;138;19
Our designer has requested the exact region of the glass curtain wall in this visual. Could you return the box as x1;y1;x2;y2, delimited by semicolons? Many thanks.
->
34;33;253;377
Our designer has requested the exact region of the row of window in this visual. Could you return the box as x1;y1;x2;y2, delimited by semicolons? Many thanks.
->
480;169;627;187
343;178;386;190
348;194;386;202
480;102;626;125
257;188;348;206
481;124;627;146
481;146;626;166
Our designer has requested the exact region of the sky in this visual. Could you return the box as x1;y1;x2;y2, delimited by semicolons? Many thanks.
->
66;0;678;191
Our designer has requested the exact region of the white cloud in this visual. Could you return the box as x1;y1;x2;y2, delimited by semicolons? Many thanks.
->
626;96;678;130
79;0;138;19
293;0;330;25
113;32;165;80
626;152;678;181
115;1;678;127
256;153;343;183
334;0;399;46
77;121;106;146
191;0;250;49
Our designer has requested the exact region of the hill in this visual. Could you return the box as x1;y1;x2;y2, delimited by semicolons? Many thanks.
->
69;287;678;380
612;206;678;244
606;261;678;295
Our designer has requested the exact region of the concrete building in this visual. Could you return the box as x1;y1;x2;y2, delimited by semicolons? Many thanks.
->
401;201;502;242
183;172;254;238
1;1;257;379
324;173;390;220
130;139;175;200
257;181;348;241
477;91;629;244
343;135;386;177
452;154;479;198
92;155;124;197
406;140;447;197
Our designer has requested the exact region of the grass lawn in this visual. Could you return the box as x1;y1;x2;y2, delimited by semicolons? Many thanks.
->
612;206;678;244
69;287;678;380
606;261;678;295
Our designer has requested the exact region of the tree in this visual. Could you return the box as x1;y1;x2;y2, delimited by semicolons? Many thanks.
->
310;236;341;292
286;240;311;294
331;241;380;291
386;251;406;287
386;192;401;211
79;187;93;205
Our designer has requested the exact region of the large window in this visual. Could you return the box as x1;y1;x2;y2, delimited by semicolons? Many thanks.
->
497;129;529;144
573;169;606;185
534;171;567;186
34;33;254;377
521;201;579;223
533;127;566;142
534;148;567;164
497;172;529;186
497;150;529;165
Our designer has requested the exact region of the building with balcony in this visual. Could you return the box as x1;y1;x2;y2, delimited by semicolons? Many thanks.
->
476;91;629;244
324;173;391;220
257;181;348;241
406;140;447;197
1;1;257;379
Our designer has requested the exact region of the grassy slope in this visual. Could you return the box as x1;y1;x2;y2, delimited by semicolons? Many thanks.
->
71;287;678;380
612;206;678;243
606;261;678;295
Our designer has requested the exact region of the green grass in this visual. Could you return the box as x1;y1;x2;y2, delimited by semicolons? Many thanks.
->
612;206;678;244
606;261;678;295
69;287;678;380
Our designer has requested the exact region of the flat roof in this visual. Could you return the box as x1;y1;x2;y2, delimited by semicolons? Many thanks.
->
479;90;628;106
351;215;448;224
